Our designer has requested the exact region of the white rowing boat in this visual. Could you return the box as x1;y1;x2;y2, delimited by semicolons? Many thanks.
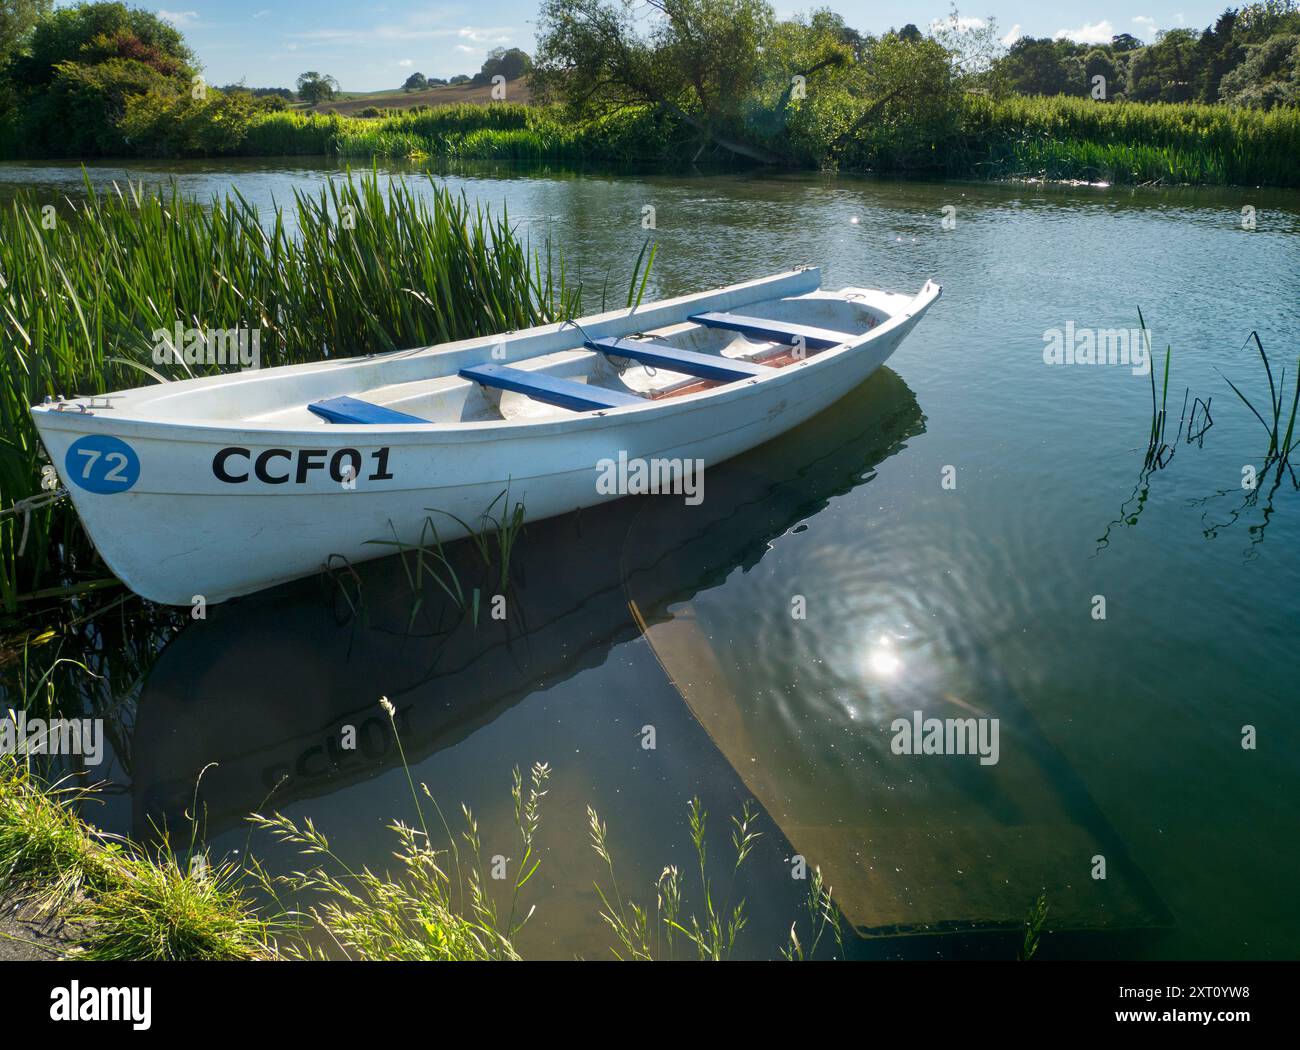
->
31;267;940;605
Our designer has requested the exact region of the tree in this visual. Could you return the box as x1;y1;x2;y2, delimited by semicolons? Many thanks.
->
0;0;52;62
471;46;532;85
818;30;960;167
534;0;789;161
1219;32;1300;105
997;37;1071;95
402;71;428;92
1084;48;1119;97
1110;33;1142;52
930;8;1008;77
1235;1;1300;43
9;1;193;89
6;1;196;154
296;70;339;104
1194;10;1246;101
1126;28;1200;101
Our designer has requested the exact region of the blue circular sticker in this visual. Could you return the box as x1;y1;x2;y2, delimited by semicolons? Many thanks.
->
65;435;141;494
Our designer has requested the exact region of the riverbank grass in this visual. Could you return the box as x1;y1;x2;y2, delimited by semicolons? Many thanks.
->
239;96;1300;188
0;753;274;959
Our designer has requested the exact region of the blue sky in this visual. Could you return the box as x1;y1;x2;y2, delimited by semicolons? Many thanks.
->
134;2;1229;91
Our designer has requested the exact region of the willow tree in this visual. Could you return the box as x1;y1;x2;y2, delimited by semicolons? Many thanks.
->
535;1;964;168
533;0;851;162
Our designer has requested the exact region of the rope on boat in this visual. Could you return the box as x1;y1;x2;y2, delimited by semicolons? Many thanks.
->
561;316;657;377
558;315;599;345
1;487;69;557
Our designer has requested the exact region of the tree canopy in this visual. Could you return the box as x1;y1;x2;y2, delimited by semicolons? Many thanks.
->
296;70;339;104
4;1;196;153
0;0;53;62
472;47;533;85
533;1;969;164
987;2;1300;106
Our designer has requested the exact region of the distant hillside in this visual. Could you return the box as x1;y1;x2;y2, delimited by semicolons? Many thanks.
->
307;78;536;115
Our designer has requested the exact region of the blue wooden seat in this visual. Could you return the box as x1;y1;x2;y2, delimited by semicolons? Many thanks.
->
688;311;854;350
309;396;428;424
460;363;645;412
586;338;772;383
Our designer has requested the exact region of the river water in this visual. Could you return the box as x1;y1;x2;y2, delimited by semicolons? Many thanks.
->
2;157;1298;959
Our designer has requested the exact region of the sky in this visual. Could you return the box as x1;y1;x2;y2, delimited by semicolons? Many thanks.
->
125;2;1231;91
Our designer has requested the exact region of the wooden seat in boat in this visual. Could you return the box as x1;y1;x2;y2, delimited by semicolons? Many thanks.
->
459;363;645;412
688;311;854;350
586;338;772;382
309;396;429;424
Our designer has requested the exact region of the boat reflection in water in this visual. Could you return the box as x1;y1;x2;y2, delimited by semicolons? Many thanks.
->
129;365;1163;956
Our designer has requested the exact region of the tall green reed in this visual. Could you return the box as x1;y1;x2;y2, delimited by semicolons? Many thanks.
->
0;170;579;611
958;94;1300;187
1216;331;1300;487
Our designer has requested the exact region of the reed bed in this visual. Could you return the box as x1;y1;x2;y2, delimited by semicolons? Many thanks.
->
328;105;682;164
13;92;1291;185
959;94;1300;187
300;96;1300;185
0;171;581;610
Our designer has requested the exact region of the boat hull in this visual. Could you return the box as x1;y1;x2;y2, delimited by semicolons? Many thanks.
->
33;277;938;604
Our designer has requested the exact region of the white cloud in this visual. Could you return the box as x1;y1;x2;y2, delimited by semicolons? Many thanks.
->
1001;24;1022;46
253;8;271;19
291;24;511;46
457;26;512;45
1132;15;1157;37
930;16;986;33
1053;20;1115;45
158;9;199;28
398;59;413;67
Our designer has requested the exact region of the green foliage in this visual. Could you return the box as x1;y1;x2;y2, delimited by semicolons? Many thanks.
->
1019;892;1049;960
295;69;338;104
120;84;265;155
990;3;1300;106
253;752;553;961
471;46;532;85
781;863;842;960
0;0;52;63
8;0;192;88
999;38;1076;96
959;92;1300;186
3;699;843;961
1127;28;1202;103
322;102;687;163
0;753;275;959
588;797;761;960
2;0;1297;177
0;752;117;909
1220;33;1300;107
535;0;784;159
239;109;339;154
3;1;195;154
589;795;842;960
788;31;960;169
